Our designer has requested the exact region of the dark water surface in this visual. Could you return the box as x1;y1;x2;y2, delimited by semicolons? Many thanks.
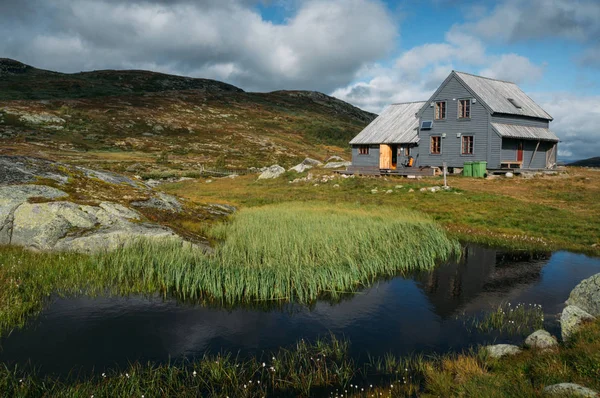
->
1;246;599;376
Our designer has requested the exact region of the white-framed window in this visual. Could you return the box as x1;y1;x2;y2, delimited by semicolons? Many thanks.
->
435;101;446;120
430;136;441;154
458;99;471;119
462;135;474;155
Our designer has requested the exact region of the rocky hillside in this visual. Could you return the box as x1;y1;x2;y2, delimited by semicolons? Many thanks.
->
0;59;375;174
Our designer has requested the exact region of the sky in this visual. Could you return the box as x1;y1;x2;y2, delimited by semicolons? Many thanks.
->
0;0;598;161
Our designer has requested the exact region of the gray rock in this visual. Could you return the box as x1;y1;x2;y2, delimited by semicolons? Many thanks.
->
524;330;558;350
19;113;65;125
0;185;68;244
131;192;183;213
561;305;595;341
567;273;600;317
258;165;285;179
76;166;142;188
0;156;70;185
289;157;322;172
289;163;313;173
485;344;522;359
325;156;345;162
323;161;351;169
0;184;185;253
543;383;598;397
505;172;514;178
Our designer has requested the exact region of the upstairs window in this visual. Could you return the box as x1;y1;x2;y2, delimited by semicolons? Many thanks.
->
462;135;474;155
430;136;441;155
435;101;446;120
458;99;471;119
358;145;369;155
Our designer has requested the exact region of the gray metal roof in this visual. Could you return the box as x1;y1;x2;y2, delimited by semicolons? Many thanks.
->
455;72;553;120
349;101;425;145
492;123;559;142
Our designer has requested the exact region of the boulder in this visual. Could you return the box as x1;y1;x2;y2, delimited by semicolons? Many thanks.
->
561;305;595;341
543;383;598;397
0;184;187;253
567;273;600;317
323;161;351;169
258;165;285;179
0;185;68;244
485;344;522;359
325;155;345;163
524;330;558;350
289;158;323;173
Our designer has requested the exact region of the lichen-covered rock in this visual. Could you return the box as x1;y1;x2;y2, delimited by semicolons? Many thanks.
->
0;184;186;253
543;383;598;397
323;161;351;169
524;330;558;350
131;192;183;213
77;166;142;188
561;305;595;341
0;156;70;185
567;273;600;317
258;165;285;179
0;185;68;244
485;344;522;359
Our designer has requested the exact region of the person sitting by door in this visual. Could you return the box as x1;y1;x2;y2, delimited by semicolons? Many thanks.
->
404;156;414;167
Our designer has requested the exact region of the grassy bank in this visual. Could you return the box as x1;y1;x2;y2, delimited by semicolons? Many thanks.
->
162;168;600;255
2;319;599;397
0;202;459;336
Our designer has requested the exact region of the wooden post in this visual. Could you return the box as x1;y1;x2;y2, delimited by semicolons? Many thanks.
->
443;162;447;188
529;141;540;168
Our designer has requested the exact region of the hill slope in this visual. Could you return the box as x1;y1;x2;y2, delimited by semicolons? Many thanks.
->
569;157;600;167
0;59;376;174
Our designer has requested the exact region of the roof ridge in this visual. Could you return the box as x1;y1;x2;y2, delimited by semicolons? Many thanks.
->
454;70;516;85
390;100;427;105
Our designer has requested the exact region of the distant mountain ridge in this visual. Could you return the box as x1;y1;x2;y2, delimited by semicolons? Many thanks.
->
568;157;600;167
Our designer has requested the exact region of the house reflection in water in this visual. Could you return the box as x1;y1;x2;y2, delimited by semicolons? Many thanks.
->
413;245;551;319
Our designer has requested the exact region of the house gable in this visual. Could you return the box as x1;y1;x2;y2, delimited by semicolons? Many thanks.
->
416;71;494;119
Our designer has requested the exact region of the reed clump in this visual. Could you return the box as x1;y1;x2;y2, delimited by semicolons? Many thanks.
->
0;202;459;336
98;202;460;303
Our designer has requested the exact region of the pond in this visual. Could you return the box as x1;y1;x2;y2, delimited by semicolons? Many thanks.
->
1;245;599;377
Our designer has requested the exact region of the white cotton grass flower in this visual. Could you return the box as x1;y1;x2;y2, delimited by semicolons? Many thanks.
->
193;370;197;377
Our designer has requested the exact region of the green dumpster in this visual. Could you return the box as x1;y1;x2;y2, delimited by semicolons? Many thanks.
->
472;161;487;178
463;161;473;177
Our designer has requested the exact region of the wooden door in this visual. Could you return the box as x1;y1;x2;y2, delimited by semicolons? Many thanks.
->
379;144;392;169
517;141;524;163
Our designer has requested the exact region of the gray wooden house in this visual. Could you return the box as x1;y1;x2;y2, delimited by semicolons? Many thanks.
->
350;71;558;173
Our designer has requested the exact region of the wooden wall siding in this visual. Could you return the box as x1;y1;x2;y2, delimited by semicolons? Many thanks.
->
351;145;380;167
501;139;554;169
417;76;490;168
491;114;549;129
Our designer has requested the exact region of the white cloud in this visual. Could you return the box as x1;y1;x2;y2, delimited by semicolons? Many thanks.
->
479;54;545;84
0;0;398;93
534;93;600;161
